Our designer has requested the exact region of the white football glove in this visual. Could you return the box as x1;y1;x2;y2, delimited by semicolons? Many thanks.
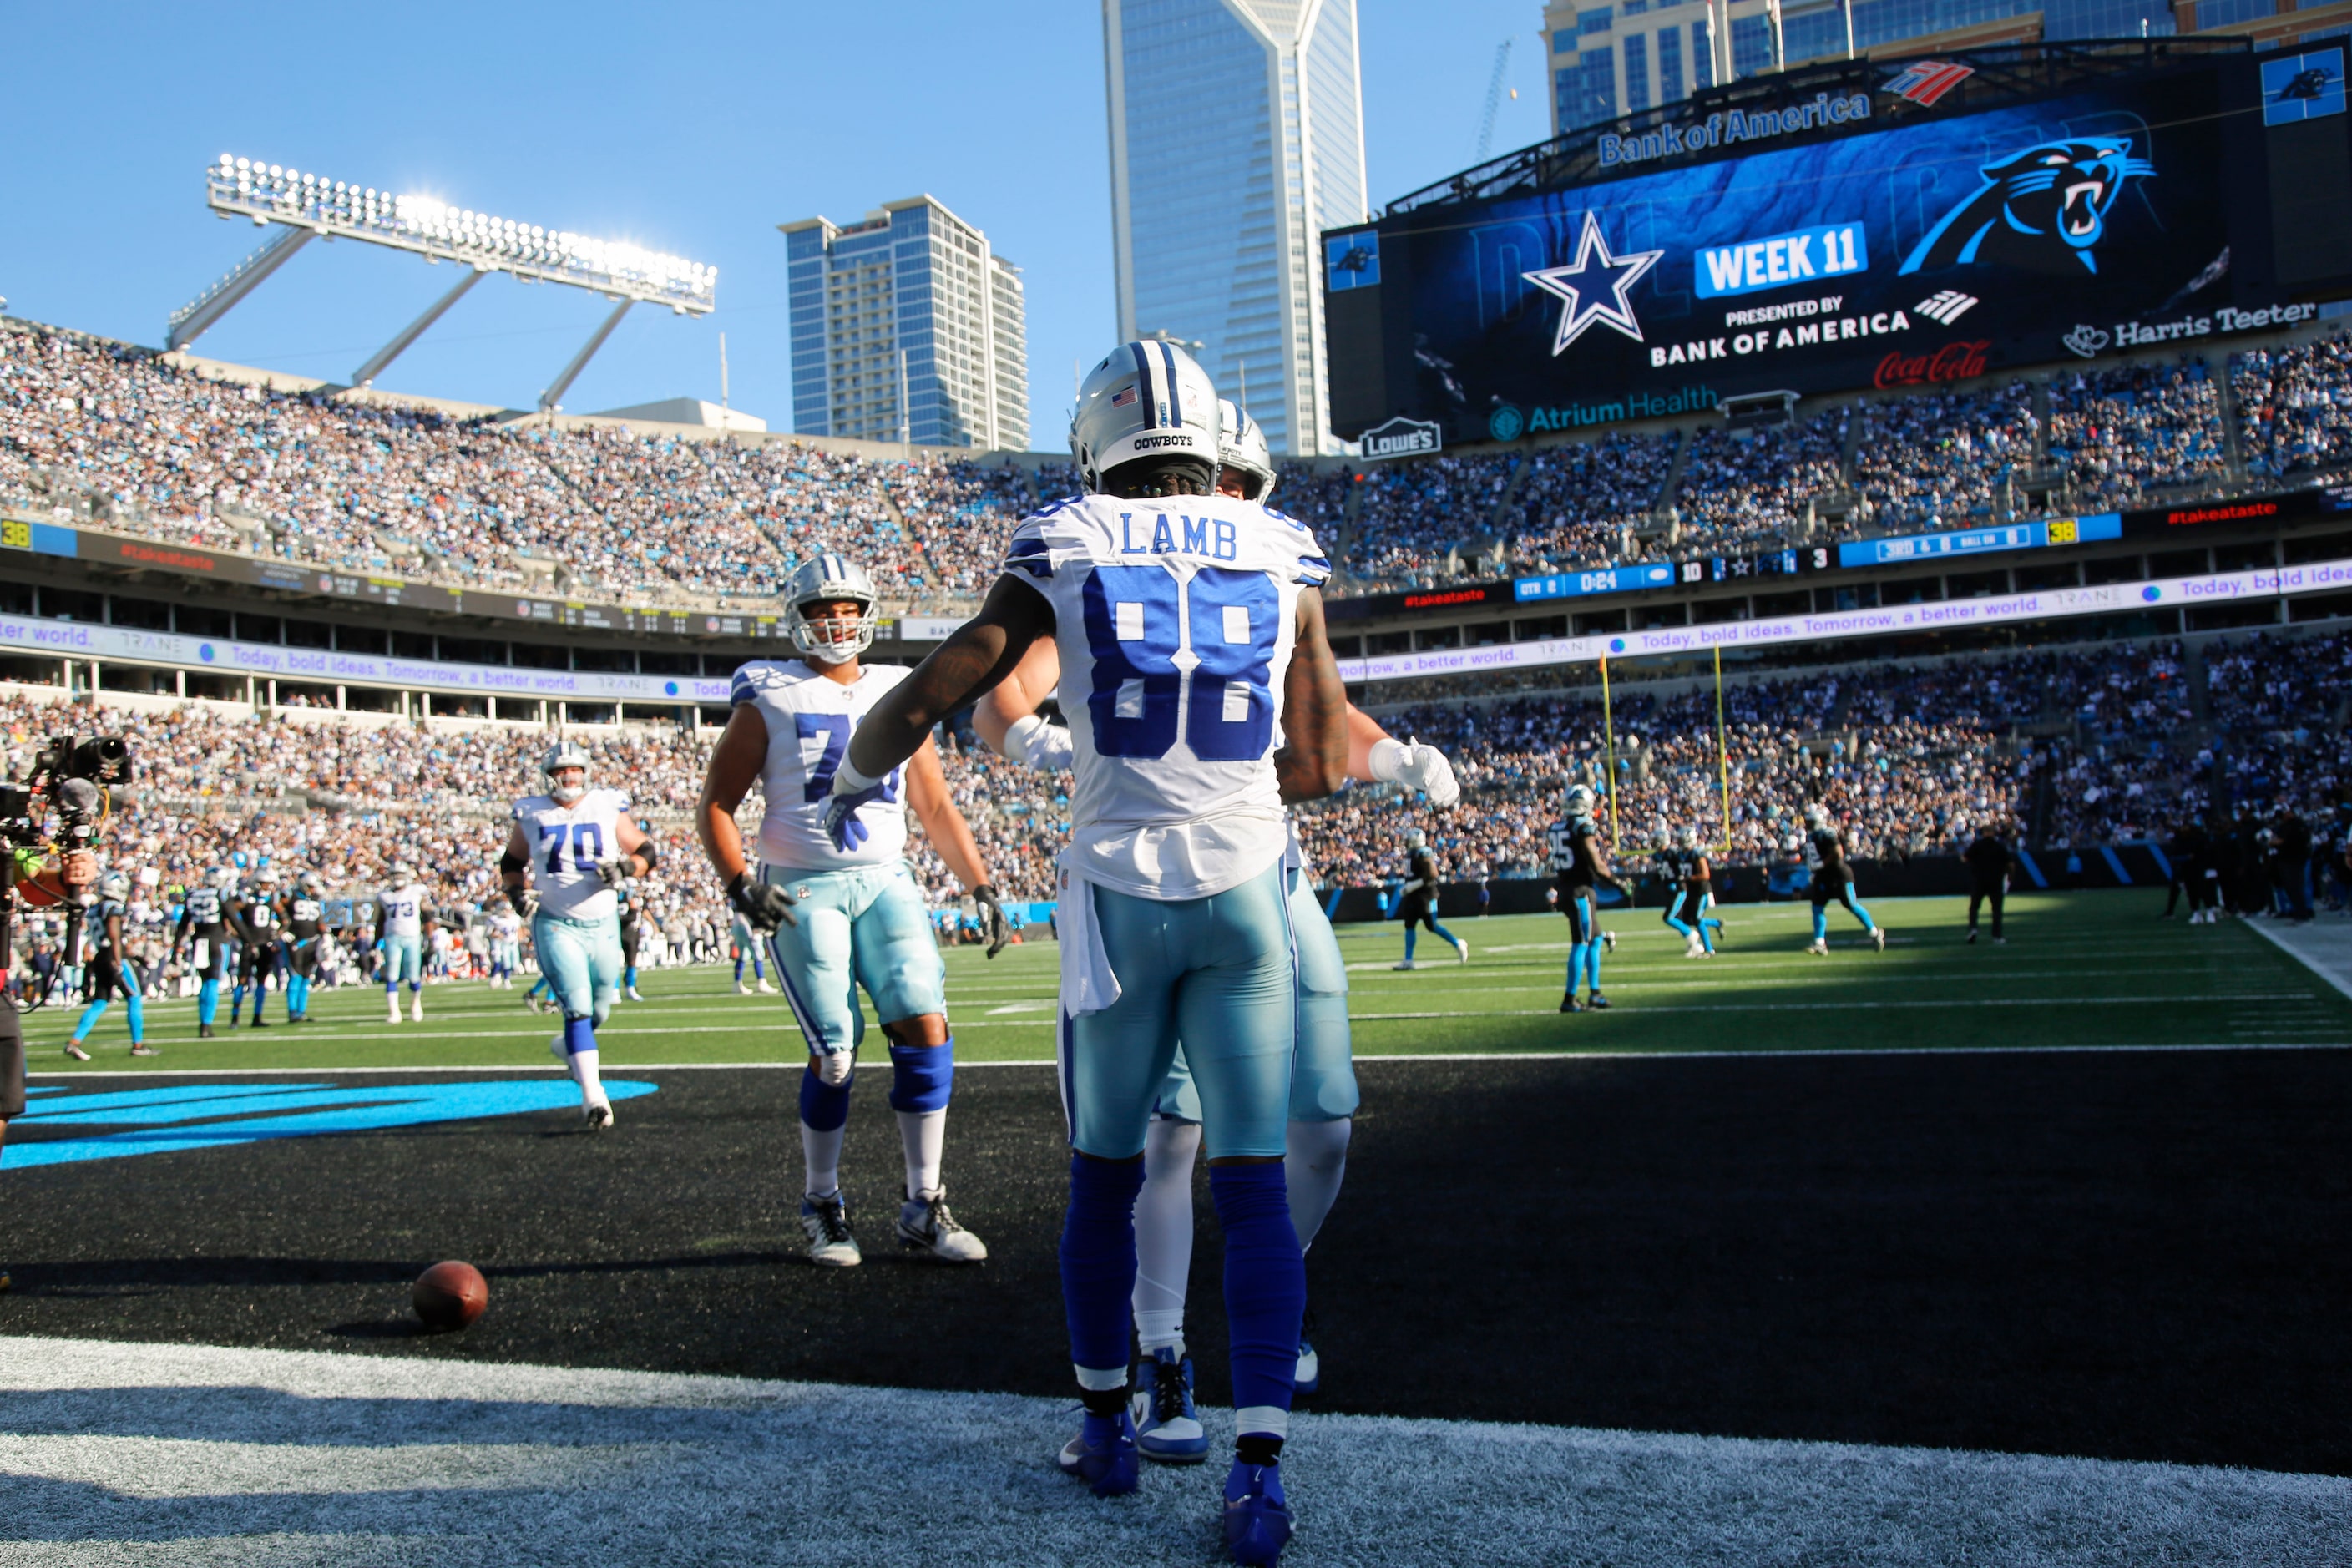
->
1368;736;1461;808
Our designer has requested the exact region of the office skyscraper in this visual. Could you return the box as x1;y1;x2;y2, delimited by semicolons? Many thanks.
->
1102;0;1368;456
781;195;1029;450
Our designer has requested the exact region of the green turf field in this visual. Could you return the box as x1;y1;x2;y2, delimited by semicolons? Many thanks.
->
19;893;2352;1072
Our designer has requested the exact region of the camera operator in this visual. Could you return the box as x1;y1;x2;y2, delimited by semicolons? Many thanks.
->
2;844;97;1295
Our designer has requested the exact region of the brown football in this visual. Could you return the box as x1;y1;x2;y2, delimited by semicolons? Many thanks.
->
412;1260;488;1330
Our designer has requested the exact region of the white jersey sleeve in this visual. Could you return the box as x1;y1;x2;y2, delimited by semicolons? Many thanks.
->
380;884;428;938
731;659;914;872
515;787;630;921
999;491;1331;901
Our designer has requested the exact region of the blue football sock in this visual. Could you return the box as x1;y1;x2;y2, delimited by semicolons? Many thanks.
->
798;1065;852;1131
198;979;220;1026
1851;900;1875;931
230;984;246;1021
125;996;146;1039
1812;907;1829;943
1210;1163;1305;1442
1060;1153;1146;1391
562;1014;595;1055
73;999;108;1037
734;957;745;983
752;957;766;980
1403;925;1418;963
1583;938;1604;993
625;966;638;989
1566;944;1588;992
1428;919;1461;947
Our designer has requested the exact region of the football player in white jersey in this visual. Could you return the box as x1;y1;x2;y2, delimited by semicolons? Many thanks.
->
974;398;1459;1464
697;553;1005;1269
501;741;653;1131
374;863;432;1024
488;904;524;988
827;343;1349;1565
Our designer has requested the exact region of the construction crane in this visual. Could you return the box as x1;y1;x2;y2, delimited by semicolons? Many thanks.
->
1474;38;1515;163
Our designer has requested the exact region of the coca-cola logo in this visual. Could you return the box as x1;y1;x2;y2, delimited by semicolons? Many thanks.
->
1874;340;1990;388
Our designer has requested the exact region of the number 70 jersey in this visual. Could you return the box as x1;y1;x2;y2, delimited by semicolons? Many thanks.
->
513;787;633;920
1001;490;1329;901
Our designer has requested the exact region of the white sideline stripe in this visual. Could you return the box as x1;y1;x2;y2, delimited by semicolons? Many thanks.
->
28;1039;2350;1080
2244;918;2352;1004
1348;994;2311;1018
0;1336;2341;1567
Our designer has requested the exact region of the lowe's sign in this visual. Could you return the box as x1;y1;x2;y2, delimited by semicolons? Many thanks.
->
1358;415;1444;461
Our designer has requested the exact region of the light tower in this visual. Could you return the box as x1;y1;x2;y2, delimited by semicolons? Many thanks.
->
170;156;717;410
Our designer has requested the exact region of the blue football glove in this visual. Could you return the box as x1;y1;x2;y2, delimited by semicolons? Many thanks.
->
821;766;890;853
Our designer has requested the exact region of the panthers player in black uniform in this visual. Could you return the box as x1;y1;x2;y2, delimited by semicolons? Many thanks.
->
65;871;154;1060
1803;804;1884;954
280;871;326;1024
227;869;280;1027
172;866;235;1038
617;878;646;1003
1662;827;1726;957
1392;828;1469;969
1549;783;1626;1012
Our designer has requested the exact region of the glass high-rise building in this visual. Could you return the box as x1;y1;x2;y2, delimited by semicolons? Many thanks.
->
1539;0;2243;141
1103;0;1368;456
781;195;1029;451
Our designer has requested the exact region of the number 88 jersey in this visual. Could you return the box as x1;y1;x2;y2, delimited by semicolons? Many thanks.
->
1000;490;1330;901
513;787;632;920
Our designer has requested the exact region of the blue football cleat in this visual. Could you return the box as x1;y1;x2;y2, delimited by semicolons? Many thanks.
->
1223;1459;1293;1565
1056;1409;1140;1496
1131;1346;1208;1464
1294;1304;1321;1395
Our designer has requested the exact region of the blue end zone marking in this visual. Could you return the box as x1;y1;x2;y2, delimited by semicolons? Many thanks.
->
2014;848;2049;889
2098;846;2132;886
2137;840;2173;880
4;1080;658;1169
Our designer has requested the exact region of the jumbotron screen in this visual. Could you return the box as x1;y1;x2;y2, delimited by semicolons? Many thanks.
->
1324;43;2352;443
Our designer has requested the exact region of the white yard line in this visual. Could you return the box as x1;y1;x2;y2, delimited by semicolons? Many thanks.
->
0;1335;2339;1568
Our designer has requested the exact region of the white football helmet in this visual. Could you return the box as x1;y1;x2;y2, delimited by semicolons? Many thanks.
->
1069;340;1220;492
1217;399;1277;503
255;867;280;889
1803;802;1828;829
298;871;323;894
1678;825;1701;850
542;740;592;805
1562;783;1596;820
208;865;239;893
389;861;416;886
1404;828;1428;851
783;552;881;663
100;870;130;900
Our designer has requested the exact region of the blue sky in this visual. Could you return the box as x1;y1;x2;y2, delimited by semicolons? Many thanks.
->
0;2;1550;449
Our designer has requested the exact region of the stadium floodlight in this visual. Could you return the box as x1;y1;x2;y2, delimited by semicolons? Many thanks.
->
169;155;717;409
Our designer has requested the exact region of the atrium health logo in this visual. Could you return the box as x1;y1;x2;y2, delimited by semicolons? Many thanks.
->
1488;404;1526;442
10;1080;658;1168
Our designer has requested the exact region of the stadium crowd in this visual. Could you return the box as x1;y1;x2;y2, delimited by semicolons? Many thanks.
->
13;317;2352;606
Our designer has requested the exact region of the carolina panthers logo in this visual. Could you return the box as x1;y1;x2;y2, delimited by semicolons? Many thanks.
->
1899;138;2156;276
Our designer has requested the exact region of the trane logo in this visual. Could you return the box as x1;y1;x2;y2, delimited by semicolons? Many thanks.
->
1359;416;1444;461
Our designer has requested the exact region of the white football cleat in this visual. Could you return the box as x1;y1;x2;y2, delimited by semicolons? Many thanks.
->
1683;935;1705;958
626;986;645;1002
582;1099;613;1132
801;1192;862;1267
410;996;424;1022
1807;939;1828;957
1391;959;1417;971
897;1189;988;1262
756;979;777;994
1602;930;1616;953
385;998;402;1024
1453;937;1469;963
1870;927;1887;952
736;982;752;995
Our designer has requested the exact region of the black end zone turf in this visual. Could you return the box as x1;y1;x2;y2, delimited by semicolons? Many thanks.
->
4;1054;2347;1475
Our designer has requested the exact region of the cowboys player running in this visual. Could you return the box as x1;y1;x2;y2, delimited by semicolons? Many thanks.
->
696;554;1004;1269
972;398;1459;1464
376;862;432;1022
832;345;1349;1565
501;741;653;1131
1550;783;1627;1012
1803;802;1885;954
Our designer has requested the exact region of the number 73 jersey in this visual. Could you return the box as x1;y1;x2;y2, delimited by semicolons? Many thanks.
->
731;659;913;872
513;787;633;920
1001;491;1330;901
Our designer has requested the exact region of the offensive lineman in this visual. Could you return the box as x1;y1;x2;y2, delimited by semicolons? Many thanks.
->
376;862;432;1022
972;400;1460;1462
697;554;1004;1268
501;741;652;1130
1803;803;1886;954
1550;783;1627;1012
832;343;1349;1564
64;871;154;1060
731;903;777;995
171;866;235;1038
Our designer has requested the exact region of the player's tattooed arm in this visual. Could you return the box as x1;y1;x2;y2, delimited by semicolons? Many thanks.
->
1276;588;1348;803
844;574;1055;781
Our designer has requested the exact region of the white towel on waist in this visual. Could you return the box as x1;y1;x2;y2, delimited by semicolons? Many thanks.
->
1055;857;1123;1018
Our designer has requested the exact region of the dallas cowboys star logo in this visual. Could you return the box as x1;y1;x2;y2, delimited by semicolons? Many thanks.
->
1520;212;1664;354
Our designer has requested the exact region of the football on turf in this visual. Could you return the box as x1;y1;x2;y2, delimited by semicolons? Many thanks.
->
412;1261;488;1330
